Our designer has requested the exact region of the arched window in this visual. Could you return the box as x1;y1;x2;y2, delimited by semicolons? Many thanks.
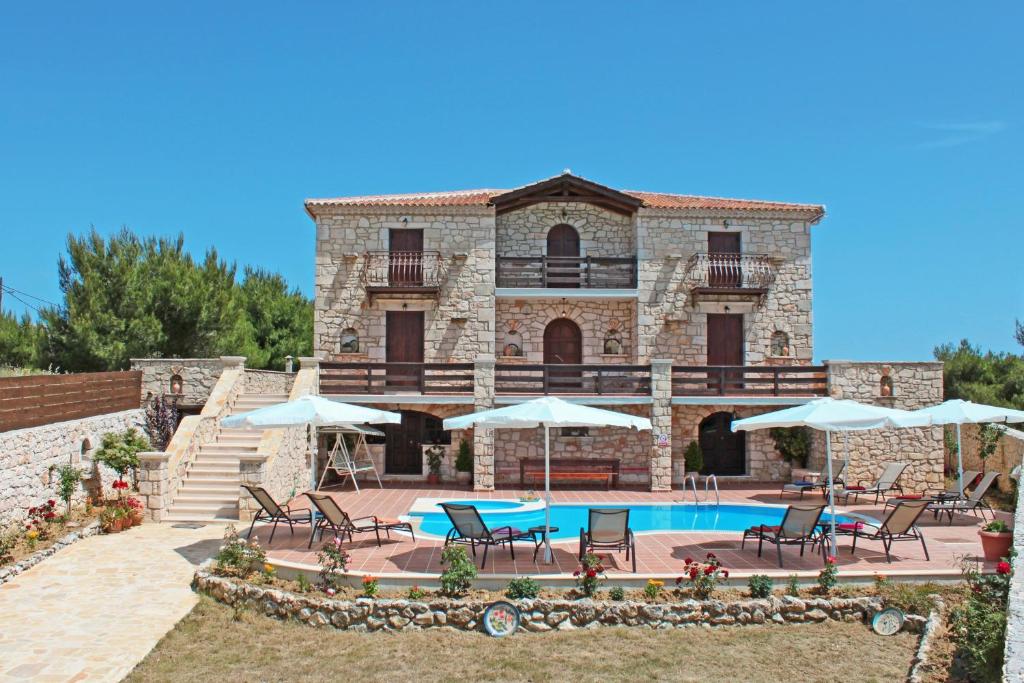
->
339;328;360;354
502;323;523;357
546;224;580;258
169;374;184;395
880;374;894;397
771;331;790;357
603;328;623;355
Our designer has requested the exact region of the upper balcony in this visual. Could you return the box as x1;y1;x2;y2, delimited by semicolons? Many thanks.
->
684;253;776;306
496;255;637;297
361;251;447;300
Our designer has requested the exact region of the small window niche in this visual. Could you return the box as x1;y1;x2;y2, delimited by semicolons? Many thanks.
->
880;368;894;398
560;427;590;437
169;373;184;395
770;331;790;357
339;328;360;354
502;322;523;358
603;321;624;356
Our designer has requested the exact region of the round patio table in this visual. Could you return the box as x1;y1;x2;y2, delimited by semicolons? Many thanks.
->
528;526;560;562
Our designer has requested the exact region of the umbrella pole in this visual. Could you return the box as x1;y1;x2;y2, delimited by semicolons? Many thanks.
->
957;424;965;498
826;431;836;556
544;424;552;564
309;425;317;491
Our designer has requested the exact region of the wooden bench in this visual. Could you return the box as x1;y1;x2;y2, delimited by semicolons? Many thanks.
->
520;458;620;490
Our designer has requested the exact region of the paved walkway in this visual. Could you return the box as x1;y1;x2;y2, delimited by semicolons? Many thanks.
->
0;522;226;683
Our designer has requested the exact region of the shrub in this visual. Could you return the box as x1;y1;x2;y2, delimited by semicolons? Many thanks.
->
317;536;350;591
506;576;541;600
748;574;772;599
573;553;606;597
361;575;380;598
94;428;150;485
786;574;800;596
683;440;703;473
643;579;664;600
454;438;473;474
817;555;838;594
215;526;267;577
983;519;1011;533
296;573;312;593
50;464;84;517
769;426;811;468
25;500;58;540
407;584;427;600
877;581;942;616
950;558;1012;683
608;585;625;601
676;553;728;599
439;545;477;596
145;394;179;451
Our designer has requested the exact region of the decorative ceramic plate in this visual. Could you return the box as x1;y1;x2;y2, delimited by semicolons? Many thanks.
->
872;607;905;636
483;601;521;638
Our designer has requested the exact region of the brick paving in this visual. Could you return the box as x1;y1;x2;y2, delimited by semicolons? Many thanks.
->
260;483;1001;580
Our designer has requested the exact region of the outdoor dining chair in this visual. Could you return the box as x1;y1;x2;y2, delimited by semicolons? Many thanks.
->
741;503;827;568
306;492;415;549
579;508;637;573
242;485;312;544
926;471;999;524
439;503;534;569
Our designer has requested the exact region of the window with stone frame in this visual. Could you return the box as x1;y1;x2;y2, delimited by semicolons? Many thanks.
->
339;328;360;354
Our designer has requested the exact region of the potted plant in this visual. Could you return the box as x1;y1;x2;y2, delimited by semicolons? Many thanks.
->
683;440;703;479
100;506;127;534
979;519;1014;561
454;439;473;486
425;445;445;484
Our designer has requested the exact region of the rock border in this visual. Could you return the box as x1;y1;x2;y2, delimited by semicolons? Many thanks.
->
194;569;930;634
0;521;101;585
907;597;946;683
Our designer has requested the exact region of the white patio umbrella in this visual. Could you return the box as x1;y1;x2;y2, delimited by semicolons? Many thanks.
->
731;398;932;553
443;396;652;563
221;395;401;489
910;399;1024;498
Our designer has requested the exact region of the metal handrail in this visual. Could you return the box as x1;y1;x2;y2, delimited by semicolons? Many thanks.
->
683;252;776;290
684;473;720;506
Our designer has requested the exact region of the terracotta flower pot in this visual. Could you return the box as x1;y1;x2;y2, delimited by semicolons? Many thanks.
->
130;513;144;527
426;473;440;485
979;530;1014;562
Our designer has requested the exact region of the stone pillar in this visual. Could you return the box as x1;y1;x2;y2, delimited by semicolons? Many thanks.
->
220;355;246;369
473;354;496;491
137;452;171;522
238;456;265;522
650;359;673;491
299;357;319;395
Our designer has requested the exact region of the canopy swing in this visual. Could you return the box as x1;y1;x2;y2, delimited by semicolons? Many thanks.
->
317;424;385;491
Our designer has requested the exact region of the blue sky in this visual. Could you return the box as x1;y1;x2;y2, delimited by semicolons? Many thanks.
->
1;2;1021;362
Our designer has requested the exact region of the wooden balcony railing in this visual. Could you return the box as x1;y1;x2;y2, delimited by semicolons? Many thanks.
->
495;363;651;395
496;256;637;289
684;253;776;292
672;365;827;397
319;362;474;394
361;251;446;290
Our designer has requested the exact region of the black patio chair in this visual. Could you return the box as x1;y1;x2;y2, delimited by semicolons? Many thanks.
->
306;492;415;549
440;502;534;569
741;503;826;568
243;485;312;544
579;508;637;573
845;499;930;563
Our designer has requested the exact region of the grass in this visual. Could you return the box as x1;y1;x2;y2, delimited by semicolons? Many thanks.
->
127;596;920;683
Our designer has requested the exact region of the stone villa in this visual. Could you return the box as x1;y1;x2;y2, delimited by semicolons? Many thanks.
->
306;172;944;493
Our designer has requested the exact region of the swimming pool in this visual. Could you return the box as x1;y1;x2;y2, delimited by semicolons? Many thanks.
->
409;500;855;541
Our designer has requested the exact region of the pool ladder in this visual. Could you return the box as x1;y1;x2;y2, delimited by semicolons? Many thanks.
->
685;474;720;506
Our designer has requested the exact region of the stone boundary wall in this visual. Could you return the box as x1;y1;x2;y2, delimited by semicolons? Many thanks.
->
0;409;145;528
244;369;295;396
194;570;931;635
0;521;100;586
130;358;224;407
954;424;1024;494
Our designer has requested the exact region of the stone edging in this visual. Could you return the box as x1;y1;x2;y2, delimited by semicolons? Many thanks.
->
907;597;946;683
194;569;929;634
0;522;100;585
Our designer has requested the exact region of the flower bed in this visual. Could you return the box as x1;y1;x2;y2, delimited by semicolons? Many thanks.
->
193;569;931;634
0;521;100;586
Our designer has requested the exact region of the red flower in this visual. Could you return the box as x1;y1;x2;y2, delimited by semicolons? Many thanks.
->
28;507;36;514
46;500;55;507
722;570;729;578
675;577;683;585
586;568;597;578
997;561;1012;575
704;566;714;575
826;555;837;564
684;557;694;565
573;570;580;577
689;567;698;580
706;552;716;559
44;512;56;520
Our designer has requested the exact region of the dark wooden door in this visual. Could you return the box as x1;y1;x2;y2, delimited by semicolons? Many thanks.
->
708;232;741;288
699;412;746;475
386;311;424;388
389;229;423;286
546;224;581;287
707;313;744;392
384;411;425;475
544;318;582;391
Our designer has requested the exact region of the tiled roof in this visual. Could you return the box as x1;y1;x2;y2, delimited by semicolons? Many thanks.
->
305;181;824;219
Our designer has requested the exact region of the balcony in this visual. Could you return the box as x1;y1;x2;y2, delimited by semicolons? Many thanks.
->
319;362;474;395
684;253;776;306
495;363;651;396
361;251;446;300
672;365;827;397
496;256;637;290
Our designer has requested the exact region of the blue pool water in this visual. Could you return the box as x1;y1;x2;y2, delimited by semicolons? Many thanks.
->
412;501;854;540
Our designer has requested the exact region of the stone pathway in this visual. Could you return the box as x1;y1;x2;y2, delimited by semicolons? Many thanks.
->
0;522;226;682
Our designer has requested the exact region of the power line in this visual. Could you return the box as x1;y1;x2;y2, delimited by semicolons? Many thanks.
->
3;290;44;315
0;284;60;308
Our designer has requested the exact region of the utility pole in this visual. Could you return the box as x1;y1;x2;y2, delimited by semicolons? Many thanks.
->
0;275;4;312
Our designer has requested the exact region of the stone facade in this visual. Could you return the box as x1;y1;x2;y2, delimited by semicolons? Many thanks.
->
496;201;635;258
671;405;788;483
130;358;225;407
497;298;636;362
244;369;295;396
0;409;145;528
821;361;945;493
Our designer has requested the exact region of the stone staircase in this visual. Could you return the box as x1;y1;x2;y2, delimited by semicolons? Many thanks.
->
164;393;289;522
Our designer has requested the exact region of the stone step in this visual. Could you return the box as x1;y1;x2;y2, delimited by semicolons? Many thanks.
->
163;512;240;523
189;462;239;475
186;469;240;481
179;478;238;491
200;444;260;455
173;490;239;503
215;434;263;445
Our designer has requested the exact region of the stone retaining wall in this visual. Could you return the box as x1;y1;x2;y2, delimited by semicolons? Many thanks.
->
0;409;145;528
195;570;929;634
0;521;100;585
244;369;295;396
955;424;1024;494
130;358;225;407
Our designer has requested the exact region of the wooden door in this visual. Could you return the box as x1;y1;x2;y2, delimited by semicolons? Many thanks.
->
384;411;425;475
386;311;424;389
707;313;744;392
708;232;741;288
389;229;423;286
544;318;582;391
546;224;581;287
699;412;746;475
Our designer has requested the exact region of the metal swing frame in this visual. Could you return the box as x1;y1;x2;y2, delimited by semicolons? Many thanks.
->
316;426;384;492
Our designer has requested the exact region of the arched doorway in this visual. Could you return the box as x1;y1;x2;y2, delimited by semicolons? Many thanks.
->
384;410;449;475
546;224;581;287
544;318;582;392
698;412;746;475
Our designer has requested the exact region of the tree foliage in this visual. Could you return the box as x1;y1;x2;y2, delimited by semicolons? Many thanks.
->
0;228;312;371
933;338;1024;410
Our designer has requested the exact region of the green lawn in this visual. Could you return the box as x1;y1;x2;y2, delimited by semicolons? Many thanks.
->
126;597;921;682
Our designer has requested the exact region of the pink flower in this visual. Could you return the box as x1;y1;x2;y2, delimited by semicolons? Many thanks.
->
997;561;1012;575
326;588;336;596
826;555;837;564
